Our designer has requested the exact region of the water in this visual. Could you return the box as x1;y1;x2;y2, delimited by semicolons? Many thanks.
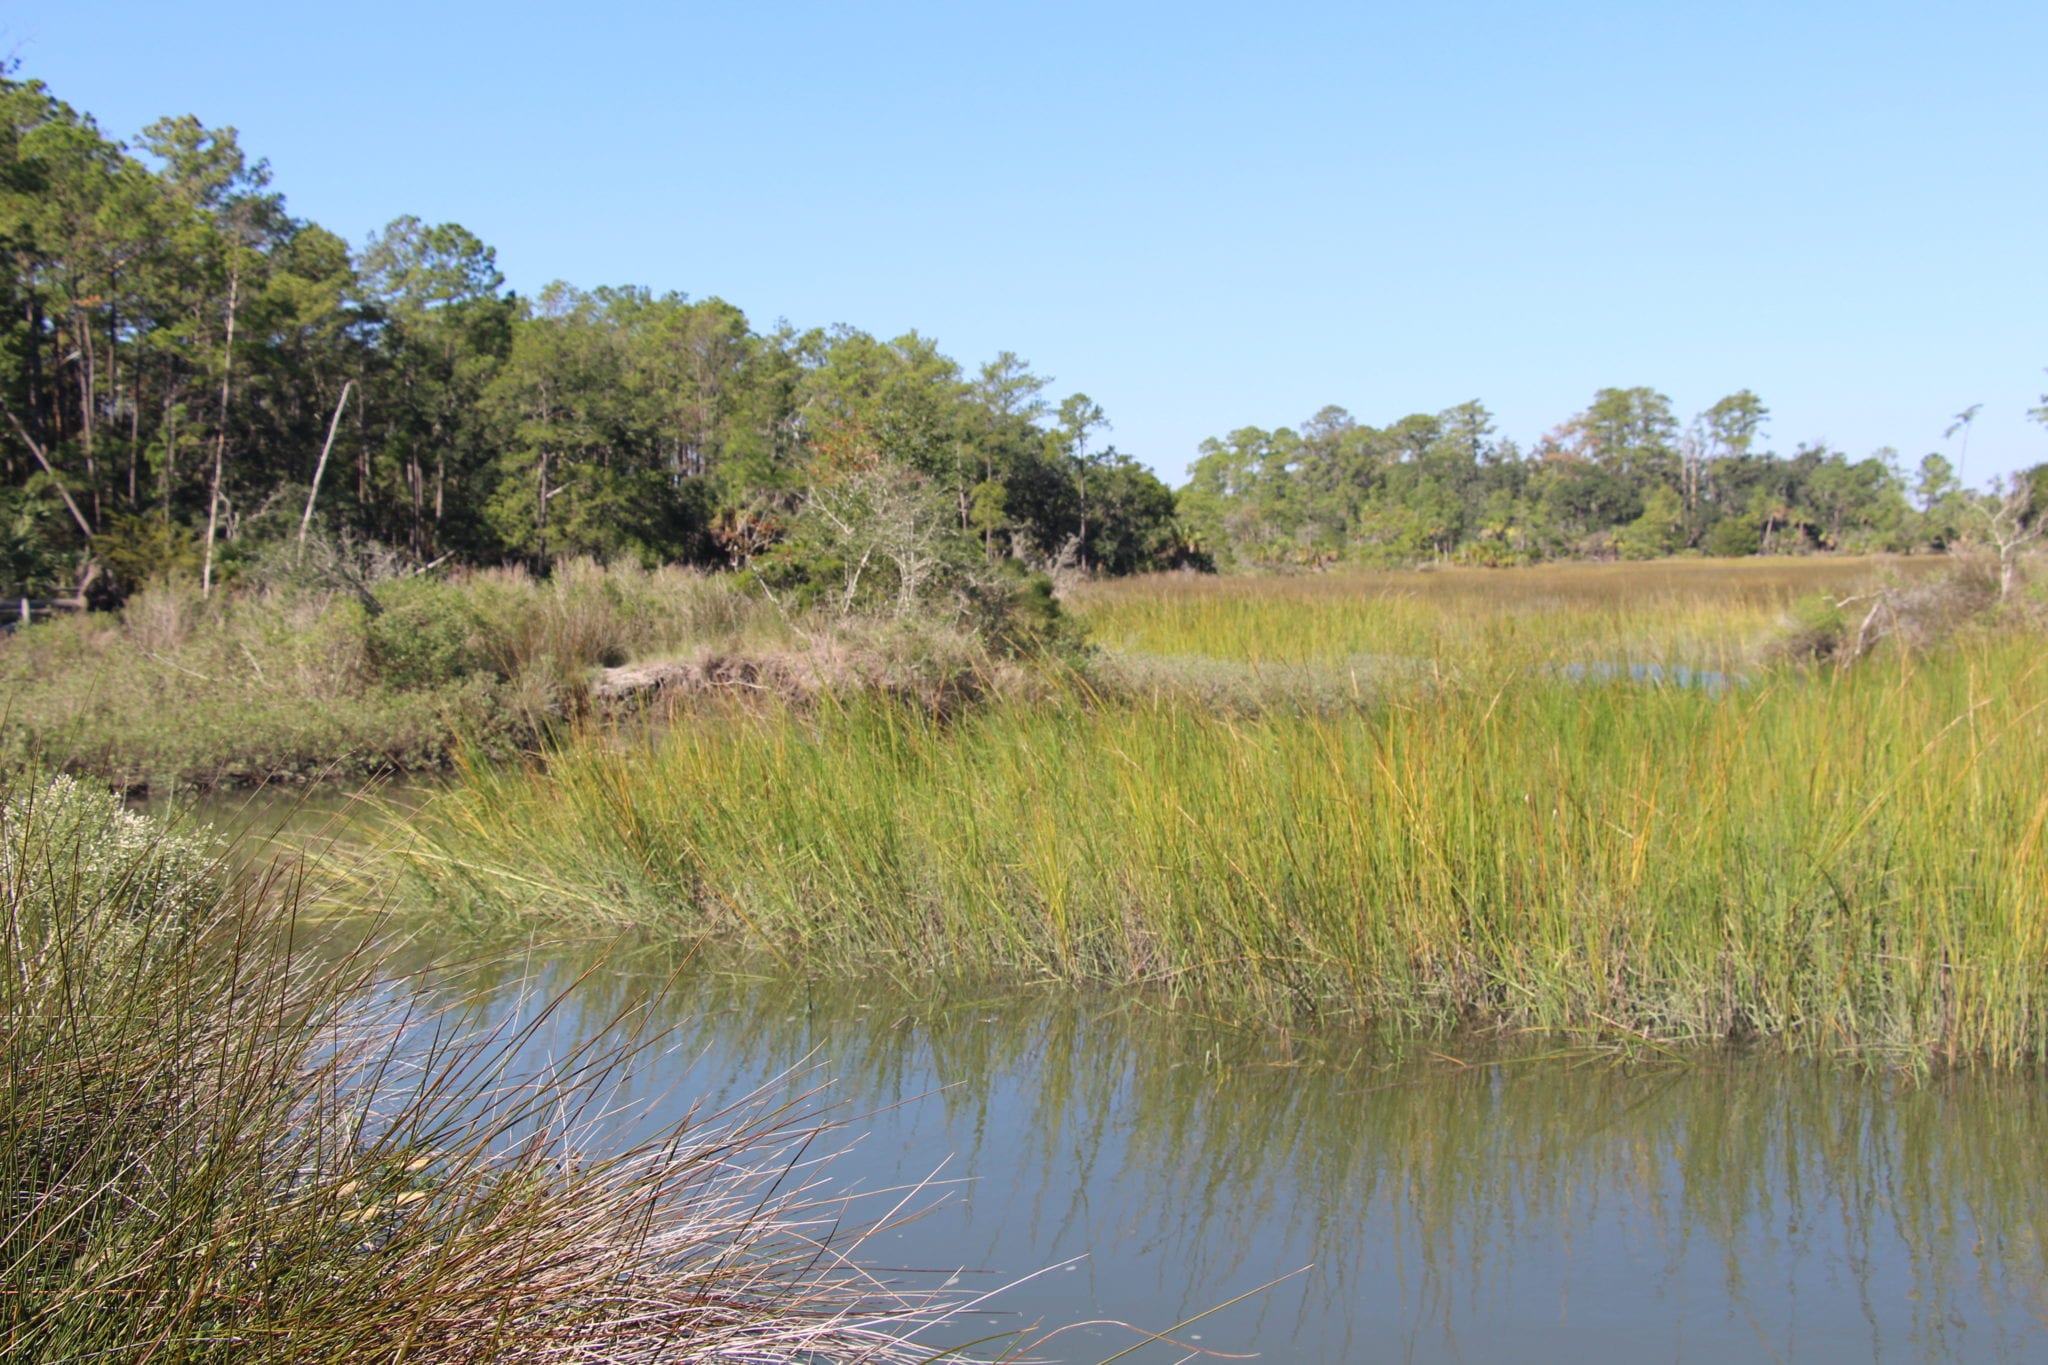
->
1555;660;1751;694
389;944;2048;1364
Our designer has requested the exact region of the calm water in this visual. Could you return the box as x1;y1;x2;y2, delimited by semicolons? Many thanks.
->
367;943;2048;1364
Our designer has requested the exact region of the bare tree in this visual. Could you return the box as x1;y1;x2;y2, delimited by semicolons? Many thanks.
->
200;261;241;597
803;464;956;619
298;380;354;560
1977;471;2041;602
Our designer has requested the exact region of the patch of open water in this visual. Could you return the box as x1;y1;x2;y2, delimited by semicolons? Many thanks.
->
370;941;2048;1364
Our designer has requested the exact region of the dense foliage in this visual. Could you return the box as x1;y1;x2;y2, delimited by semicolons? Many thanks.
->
0;74;1187;603
1181;389;2048;570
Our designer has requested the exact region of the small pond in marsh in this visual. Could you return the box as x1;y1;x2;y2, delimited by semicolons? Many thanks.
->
164;789;2048;1362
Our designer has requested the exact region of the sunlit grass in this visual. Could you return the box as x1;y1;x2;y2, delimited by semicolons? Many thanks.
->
0;560;790;793
376;626;2048;1066
1067;556;1944;668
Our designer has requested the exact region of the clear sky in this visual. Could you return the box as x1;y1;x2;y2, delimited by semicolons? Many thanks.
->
9;1;2045;488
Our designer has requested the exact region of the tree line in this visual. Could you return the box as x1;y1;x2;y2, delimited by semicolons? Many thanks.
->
0;73;1187;603
1182;387;2048;572
5;70;2041;604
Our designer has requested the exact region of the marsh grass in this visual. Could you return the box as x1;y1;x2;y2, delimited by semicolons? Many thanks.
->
0;775;1022;1361
1068;556;1947;670
0;563;788;793
378;630;2048;1065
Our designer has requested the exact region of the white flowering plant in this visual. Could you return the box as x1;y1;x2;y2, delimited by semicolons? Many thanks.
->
0;773;222;970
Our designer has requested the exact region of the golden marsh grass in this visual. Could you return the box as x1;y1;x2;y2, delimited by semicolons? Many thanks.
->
377;556;2048;1065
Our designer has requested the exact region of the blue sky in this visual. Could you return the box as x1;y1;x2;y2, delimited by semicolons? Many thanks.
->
10;1;2045;487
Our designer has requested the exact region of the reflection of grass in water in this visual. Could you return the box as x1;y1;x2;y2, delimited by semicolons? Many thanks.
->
379;630;2048;1064
415;945;2048;1360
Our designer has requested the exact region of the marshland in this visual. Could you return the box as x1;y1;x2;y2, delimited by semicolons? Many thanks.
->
13;543;2048;1361
10;35;2048;1362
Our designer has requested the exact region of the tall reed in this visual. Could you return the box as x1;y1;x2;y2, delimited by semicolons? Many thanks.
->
380;635;2048;1065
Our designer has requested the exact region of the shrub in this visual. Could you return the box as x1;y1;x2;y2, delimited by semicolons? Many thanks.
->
91;514;202;597
1773;555;2023;666
1779;592;1850;662
751;461;984;620
1616;487;1685;560
364;577;493;688
0;774;221;949
964;562;1089;660
118;575;208;653
1703;516;1762;558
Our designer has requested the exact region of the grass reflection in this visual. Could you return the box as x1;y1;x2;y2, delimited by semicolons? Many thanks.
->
396;939;2048;1361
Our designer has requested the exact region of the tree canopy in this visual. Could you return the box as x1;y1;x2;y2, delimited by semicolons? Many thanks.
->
0;73;1188;600
1178;384;2040;571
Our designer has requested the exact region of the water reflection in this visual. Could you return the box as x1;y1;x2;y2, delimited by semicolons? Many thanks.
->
356;939;2048;1363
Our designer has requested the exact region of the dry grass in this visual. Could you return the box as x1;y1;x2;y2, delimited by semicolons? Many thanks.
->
0;564;788;793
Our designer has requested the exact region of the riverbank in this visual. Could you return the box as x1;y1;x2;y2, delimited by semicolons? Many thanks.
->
370;609;2048;1066
0;554;1090;794
0;560;768;791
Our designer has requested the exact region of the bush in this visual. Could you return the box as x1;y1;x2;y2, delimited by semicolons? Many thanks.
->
1703;516;1762;558
0;774;221;940
964;562;1089;659
1773;555;2024;666
364;577;493;688
92;514;201;596
118;575;208;653
750;461;984;620
1616;487;1685;560
1778;593;1851;662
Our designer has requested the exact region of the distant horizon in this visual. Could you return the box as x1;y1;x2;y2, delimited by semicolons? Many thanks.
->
14;0;2045;490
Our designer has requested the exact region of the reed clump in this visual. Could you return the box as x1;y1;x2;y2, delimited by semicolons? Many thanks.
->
0;774;994;1361
379;631;2048;1066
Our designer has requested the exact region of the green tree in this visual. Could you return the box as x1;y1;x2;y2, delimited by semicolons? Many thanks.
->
1685;390;1768;542
357;216;512;556
1616;484;1684;559
1571;386;1679;485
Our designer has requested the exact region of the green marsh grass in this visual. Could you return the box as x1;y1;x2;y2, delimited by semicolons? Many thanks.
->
1068;556;1945;669
379;632;2048;1065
